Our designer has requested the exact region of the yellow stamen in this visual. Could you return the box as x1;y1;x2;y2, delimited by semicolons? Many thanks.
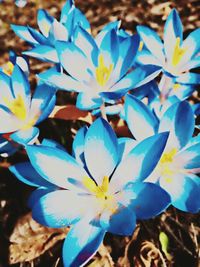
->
160;148;177;164
173;83;181;91
3;61;14;76
83;176;117;213
158;148;178;183
3;94;27;120
138;41;144;52
95;54;113;87
172;37;187;66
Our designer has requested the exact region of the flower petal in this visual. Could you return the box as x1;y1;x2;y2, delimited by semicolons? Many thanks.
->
11;65;30;100
74;26;99;66
100;206;136;235
125;94;158;140
38;67;84;92
164;9;183;62
23;45;59;63
137;26;165;64
110;132;169;192
159;174;200;213
26;145;88;190
11;24;39;45
37;9;54;37
62;218;105;267
9;162;53;187
122;182;171;219
76;92;102;110
32;190;94;228
176;72;200;85
72;126;87;166
55;41;91;82
84;118;118;185
10;127;39;145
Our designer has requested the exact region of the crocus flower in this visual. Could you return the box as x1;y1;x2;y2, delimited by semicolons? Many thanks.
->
0;64;56;144
39;25;160;111
125;95;200;212
10;118;170;266
137;9;200;89
11;0;90;63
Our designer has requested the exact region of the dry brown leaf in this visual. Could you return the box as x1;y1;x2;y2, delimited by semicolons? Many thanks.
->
9;212;69;264
49;105;94;124
88;244;114;267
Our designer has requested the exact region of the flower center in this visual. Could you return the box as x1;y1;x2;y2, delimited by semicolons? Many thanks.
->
158;148;178;183
3;94;27;121
95;54;113;87
83;176;117;213
171;37;187;67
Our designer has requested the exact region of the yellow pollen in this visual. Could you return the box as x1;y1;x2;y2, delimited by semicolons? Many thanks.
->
138;41;144;51
95;54;113;87
160;148;177;164
3;61;14;76
3;94;27;121
172;37;187;66
173;83;181;91
158;148;178;183
83;176;117;213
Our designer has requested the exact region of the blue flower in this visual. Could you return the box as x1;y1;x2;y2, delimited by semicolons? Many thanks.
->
125;95;200;213
11;0;90;63
0;64;56;145
10;118;170;266
39;25;160;110
137;9;200;85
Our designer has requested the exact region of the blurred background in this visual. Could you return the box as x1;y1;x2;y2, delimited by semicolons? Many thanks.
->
0;1;199;266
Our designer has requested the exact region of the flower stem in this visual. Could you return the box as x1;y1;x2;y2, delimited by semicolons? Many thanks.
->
100;103;108;121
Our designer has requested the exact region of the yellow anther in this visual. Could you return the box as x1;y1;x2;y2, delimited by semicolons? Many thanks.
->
138;41;144;52
83;176;110;199
96;54;113;87
172;37;187;66
3;94;27;120
173;83;181;91
160;148;177;164
3;61;14;76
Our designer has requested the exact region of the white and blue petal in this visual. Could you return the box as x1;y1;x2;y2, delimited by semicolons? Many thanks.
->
84;118;118;185
38;67;84;92
10;127;39;145
125;94;158;140
159;173;200;213
55;41;92;82
23;45;59;63
9;162;53;188
62;218;105;267
11;65;30;101
37;9;54;37
164;9;183;62
100;205;136;235
76;92;102;110
137;26;165;64
32;190;94;228
11;24;39;45
122;182;171;219
110;132;169;192
26;145;88;190
72;126;87;165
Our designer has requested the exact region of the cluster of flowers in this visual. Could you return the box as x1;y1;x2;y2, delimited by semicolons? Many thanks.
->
0;0;199;266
